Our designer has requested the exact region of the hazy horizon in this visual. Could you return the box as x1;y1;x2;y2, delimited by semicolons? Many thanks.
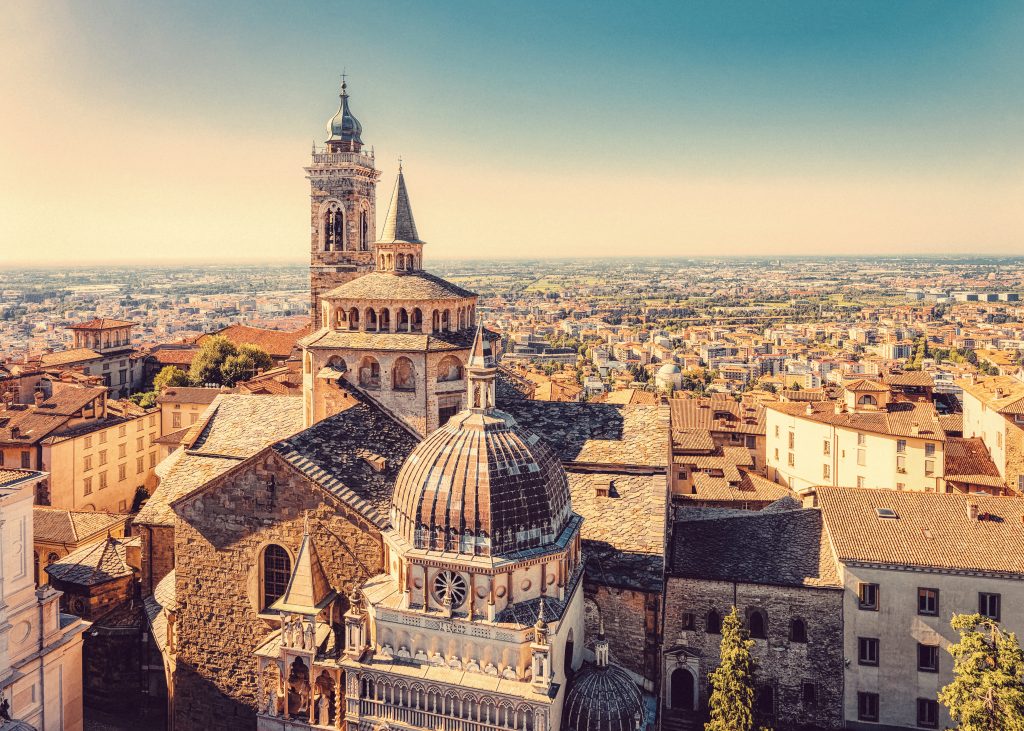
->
2;1;1022;266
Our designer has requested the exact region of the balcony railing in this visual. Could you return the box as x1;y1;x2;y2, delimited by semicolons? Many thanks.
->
310;151;375;167
358;698;534;731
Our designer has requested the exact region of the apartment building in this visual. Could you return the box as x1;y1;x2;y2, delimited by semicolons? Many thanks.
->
766;380;945;493
817;488;1024;730
156;386;221;434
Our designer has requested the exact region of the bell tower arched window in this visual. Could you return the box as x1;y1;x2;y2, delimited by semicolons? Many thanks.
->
360;210;369;251
324;206;345;252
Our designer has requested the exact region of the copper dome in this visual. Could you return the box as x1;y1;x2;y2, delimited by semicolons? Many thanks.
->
389;409;572;557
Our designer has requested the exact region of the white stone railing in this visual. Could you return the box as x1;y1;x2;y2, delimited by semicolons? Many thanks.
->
358;698;535;731
311;151;375;167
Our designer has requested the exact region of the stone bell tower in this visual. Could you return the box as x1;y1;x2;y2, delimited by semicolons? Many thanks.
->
307;78;381;328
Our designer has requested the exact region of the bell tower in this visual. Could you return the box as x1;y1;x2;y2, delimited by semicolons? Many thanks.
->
306;78;381;328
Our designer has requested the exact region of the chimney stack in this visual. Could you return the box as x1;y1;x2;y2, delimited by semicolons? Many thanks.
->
34;390;45;405
968;503;979;521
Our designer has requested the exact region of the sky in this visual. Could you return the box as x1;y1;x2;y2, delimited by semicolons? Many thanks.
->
1;1;1022;265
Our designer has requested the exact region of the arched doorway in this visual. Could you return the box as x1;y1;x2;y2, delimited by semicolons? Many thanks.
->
670;667;695;710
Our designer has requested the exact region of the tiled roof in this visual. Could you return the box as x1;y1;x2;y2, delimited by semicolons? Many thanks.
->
817;486;1024;574
677;471;793;505
944;437;1003;486
671;429;717;453
45;536;137;586
146;346;198;366
499;401;668;469
958;375;1024;415
568;471;666;592
324;271;476;301
39;348;103;366
202;323;312;359
0;407;70;445
272;391;420;528
670;504;840;588
136;395;304;526
36;386;106;416
33;507;126;544
843;379;890;392
939;413;964;435
767;399;945;440
883;371;936;388
156;387;222;405
670;396;765;436
0;469;41;488
68;318;136;330
601;389;658;406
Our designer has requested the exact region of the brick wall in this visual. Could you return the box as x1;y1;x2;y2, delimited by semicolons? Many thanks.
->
663;577;844;730
171;450;384;731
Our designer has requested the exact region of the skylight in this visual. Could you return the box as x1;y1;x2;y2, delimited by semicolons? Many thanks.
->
875;507;899;519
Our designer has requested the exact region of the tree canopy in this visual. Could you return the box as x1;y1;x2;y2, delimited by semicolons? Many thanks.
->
706;607;756;731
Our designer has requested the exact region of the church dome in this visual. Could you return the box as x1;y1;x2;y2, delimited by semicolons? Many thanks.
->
327;81;363;145
658;363;681;375
562;663;645;731
389;408;573;557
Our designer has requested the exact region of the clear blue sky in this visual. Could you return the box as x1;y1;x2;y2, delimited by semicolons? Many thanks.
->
1;1;1022;263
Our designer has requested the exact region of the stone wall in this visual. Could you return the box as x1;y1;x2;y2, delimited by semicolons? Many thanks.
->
171;449;384;731
140;524;175;595
663;577;844;730
583;584;661;689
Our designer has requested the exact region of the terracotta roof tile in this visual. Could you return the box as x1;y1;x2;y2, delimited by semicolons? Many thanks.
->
33;507;126;544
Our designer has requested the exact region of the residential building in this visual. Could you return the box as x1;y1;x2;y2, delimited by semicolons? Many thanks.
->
958;373;1024;493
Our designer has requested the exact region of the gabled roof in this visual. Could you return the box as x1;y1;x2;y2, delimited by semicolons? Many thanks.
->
843;379;890;392
36;386;106;416
33;507;127;544
677;471;792;505
200;323;312;359
817;486;1024;575
67;318;136;330
958;375;1024;415
45;536;137;586
944;437;1002;486
767;399;945;441
156;387;222;405
0;469;43;489
669;396;765;436
40;348;103;367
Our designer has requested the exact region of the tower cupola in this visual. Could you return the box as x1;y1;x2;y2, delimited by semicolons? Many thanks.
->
374;163;425;273
326;78;364;152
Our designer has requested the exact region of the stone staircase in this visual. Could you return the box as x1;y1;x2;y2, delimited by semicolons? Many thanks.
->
661;711;702;731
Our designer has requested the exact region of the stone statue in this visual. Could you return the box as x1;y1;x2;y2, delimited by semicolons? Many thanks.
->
282;616;292;647
318;693;330;725
266;686;278;717
303;619;315;650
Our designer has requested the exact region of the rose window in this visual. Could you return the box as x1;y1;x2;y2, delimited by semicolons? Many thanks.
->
432;571;468;607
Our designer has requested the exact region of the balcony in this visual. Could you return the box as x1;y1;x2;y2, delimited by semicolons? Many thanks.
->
310;151;375;168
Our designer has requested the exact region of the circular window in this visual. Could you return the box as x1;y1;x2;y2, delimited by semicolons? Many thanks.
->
432;571;468;607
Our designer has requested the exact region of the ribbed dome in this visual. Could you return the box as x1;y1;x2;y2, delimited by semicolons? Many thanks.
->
562;664;644;731
390;409;572;557
327;82;363;145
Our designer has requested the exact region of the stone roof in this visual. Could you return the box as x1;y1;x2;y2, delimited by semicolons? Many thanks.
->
670;396;765;436
33;507;126;544
818;486;1024;574
272;391;421;529
323;270;475;302
135;395;304;527
670;505;841;588
767;399;945;441
676;471;793;506
390;409;572;557
377;167;423;244
301;326;497;354
39;348;103;367
498;401;668;469
568;471;666;592
45;536;137;586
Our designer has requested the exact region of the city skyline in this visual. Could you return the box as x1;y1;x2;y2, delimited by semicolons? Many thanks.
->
2;0;1022;266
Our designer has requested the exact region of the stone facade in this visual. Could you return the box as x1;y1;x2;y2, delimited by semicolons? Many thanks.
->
139;523;176;595
663;577;844;730
169;449;385;731
583;584;660;687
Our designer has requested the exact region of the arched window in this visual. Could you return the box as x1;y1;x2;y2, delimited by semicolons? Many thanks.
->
437;356;464;383
379;309;391;332
360;209;369;251
359;357;381;389
748;609;768;639
324;206;344;252
789;618;807;643
34;551;39;584
365;308;378;331
858;394;877;407
261;544;291;610
348;307;360;331
441;310;450;331
397;308;409;332
393;357;416;392
411;308;423;333
432;310;440;332
327;355;347;374
706;609;721;634
564;628;575;679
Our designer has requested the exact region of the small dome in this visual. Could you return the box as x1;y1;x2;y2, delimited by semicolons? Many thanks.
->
658;363;681;375
327;82;363;145
562;663;644;731
390;409;572;557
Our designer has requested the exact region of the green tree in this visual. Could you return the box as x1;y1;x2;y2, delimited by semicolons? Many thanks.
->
939;613;1024;731
129;391;158;409
153;365;192;392
188;336;238;385
220;344;273;386
706;608;756;731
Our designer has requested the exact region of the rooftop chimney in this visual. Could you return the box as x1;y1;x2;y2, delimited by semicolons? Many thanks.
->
34;390;45;405
968;503;979;521
910;422;920;436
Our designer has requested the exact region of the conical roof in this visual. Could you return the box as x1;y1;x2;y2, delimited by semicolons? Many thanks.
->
378;167;423;244
270;529;336;615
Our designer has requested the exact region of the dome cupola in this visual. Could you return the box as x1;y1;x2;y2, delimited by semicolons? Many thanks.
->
389;326;573;557
562;622;645;731
326;78;364;151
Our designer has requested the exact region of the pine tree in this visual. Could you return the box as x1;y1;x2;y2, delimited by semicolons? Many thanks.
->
939;613;1024;731
705;607;756;731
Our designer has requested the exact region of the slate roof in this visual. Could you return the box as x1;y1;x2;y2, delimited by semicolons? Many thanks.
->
677;471;793;505
272;391;421;528
568;471;666;592
670;505;841;588
817;486;1024;575
323;271;476;301
301;326;497;354
768;399;945;441
378;168;423;244
39;348;103;367
498;401;668;469
45;536;137;586
33;507;126;544
156;387;222;405
135;395;304;527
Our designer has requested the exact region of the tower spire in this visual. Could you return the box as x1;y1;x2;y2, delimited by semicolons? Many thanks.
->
466;323;497;412
378;166;422;245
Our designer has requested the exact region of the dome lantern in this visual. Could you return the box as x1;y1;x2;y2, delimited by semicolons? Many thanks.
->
326;77;364;152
